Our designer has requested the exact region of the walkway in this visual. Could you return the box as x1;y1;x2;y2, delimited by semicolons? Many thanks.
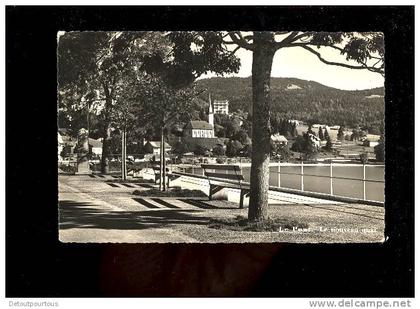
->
58;174;385;243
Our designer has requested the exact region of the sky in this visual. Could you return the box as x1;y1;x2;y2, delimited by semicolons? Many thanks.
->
199;44;385;91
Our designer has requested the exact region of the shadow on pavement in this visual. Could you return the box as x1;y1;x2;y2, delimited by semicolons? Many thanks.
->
59;200;211;230
302;204;384;220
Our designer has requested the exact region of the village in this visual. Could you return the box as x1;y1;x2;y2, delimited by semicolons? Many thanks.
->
58;91;385;244
58;96;384;169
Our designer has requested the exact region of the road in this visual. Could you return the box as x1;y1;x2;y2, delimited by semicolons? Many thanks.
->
59;174;385;243
59;175;199;243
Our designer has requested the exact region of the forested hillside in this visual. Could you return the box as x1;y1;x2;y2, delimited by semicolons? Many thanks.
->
196;77;384;133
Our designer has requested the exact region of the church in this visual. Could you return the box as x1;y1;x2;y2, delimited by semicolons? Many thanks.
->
182;94;220;151
183;95;215;138
183;121;215;138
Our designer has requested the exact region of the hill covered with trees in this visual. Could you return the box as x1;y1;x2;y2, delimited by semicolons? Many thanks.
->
196;77;384;134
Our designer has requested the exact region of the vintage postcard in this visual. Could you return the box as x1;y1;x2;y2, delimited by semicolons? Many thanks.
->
58;31;385;243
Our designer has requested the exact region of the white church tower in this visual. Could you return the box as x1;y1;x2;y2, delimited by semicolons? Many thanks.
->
208;92;214;127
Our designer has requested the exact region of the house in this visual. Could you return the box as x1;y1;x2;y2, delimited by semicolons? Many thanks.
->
271;134;288;146
89;138;103;156
143;141;172;156
183;120;219;151
312;124;328;130
365;134;381;142
58;128;77;157
362;134;381;147
58;128;104;157
286;83;302;90
213;100;229;115
58;132;64;160
363;140;380;147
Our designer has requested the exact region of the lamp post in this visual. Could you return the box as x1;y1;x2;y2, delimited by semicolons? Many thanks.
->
86;101;90;154
121;127;127;181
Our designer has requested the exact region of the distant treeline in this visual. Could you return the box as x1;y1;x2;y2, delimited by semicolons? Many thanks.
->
196;77;384;134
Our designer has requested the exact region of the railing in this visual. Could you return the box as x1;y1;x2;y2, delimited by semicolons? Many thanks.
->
58;155;78;174
273;162;384;202
59;153;384;204
60;153;166;174
173;162;385;204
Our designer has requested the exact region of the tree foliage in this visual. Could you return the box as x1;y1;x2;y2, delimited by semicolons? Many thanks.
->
291;133;319;159
359;151;369;164
194;144;210;156
173;141;191;155
291;136;306;152
141;31;240;89
212;144;226;156
318;127;324;140
58;31;241;175
325;136;333;151
226;140;243;157
337;126;345;141
374;135;385;162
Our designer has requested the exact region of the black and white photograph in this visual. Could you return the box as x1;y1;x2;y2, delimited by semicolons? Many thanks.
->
6;5;414;299
58;30;386;243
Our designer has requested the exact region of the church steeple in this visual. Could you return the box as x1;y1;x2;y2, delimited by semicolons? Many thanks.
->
208;92;214;127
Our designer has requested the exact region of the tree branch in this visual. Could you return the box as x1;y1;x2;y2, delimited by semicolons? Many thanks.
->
227;32;254;51
220;44;242;57
274;31;300;49
299;45;384;76
274;31;290;35
292;31;316;42
292;42;346;54
221;39;237;45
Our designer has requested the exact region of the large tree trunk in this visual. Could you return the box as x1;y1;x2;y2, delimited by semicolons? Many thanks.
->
248;32;276;221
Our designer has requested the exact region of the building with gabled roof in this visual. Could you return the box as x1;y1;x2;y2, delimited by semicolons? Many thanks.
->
143;141;172;156
182;93;220;152
88;138;103;156
362;134;381;147
184;120;215;138
271;134;288;145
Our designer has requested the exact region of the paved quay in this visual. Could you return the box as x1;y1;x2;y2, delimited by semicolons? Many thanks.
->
59;174;385;243
59;175;198;243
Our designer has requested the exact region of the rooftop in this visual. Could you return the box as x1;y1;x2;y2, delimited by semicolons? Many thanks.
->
89;138;103;148
146;141;172;149
185;121;214;130
271;134;288;143
364;134;381;142
213;100;229;105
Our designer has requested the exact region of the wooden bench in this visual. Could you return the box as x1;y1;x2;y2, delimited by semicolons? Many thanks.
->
201;164;250;209
150;161;178;187
127;165;142;176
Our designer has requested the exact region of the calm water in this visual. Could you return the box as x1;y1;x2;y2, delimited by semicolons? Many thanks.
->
183;164;384;202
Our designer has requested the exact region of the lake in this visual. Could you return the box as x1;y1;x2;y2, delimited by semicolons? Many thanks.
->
179;163;385;203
